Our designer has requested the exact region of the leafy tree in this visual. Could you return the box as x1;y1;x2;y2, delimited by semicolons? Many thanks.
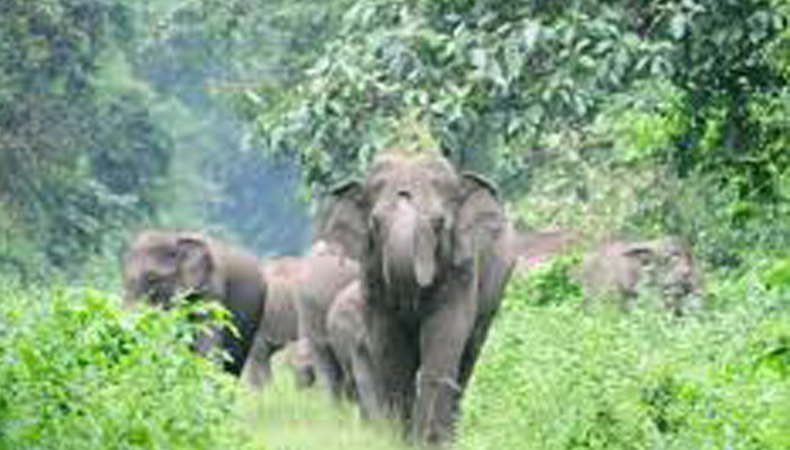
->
133;0;352;254
0;0;174;273
253;0;785;199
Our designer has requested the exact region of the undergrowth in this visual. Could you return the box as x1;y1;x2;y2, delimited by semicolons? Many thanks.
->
0;279;253;450
458;257;790;450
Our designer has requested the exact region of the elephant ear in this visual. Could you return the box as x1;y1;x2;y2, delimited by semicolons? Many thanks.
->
452;172;505;269
312;179;368;261
176;235;215;294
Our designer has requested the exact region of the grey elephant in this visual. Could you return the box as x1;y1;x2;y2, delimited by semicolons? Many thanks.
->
317;149;516;445
122;230;266;376
294;238;361;400
242;257;316;388
326;280;384;421
577;237;702;316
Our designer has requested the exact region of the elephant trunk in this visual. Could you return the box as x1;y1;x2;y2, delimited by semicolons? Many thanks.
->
381;198;437;292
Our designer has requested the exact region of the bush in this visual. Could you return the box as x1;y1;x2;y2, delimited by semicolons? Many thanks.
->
458;266;790;450
508;254;584;309
0;279;253;450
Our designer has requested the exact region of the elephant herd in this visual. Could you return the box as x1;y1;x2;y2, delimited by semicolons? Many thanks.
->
122;149;702;446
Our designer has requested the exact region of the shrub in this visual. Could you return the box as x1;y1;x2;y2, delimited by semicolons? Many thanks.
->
0;280;253;450
458;266;790;450
508;254;584;309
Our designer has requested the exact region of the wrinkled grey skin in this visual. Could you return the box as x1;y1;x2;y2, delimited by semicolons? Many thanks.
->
318;150;516;445
326;280;385;421
577;237;702;316
294;239;361;400
242;257;315;389
123;230;266;376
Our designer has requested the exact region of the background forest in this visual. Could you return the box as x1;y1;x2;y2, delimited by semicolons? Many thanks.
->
1;1;790;449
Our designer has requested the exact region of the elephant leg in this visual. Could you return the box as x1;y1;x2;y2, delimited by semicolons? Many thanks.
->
459;250;511;391
288;338;316;389
292;362;317;389
457;312;495;392
222;310;260;376
351;343;385;421
413;283;477;445
310;340;345;400
367;304;419;428
242;334;276;389
293;364;316;389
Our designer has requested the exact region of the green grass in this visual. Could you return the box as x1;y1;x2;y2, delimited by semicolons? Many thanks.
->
0;278;412;450
457;262;790;450
2;263;789;450
240;365;411;450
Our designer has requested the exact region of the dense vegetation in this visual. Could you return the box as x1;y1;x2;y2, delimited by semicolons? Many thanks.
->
1;0;789;449
0;279;253;449
461;257;790;450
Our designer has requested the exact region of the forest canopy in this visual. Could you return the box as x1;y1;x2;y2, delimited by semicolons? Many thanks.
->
1;0;789;278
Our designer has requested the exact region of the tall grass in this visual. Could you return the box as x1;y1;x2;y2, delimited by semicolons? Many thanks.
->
457;260;790;450
2;258;789;450
241;368;410;450
0;278;411;450
0;279;253;450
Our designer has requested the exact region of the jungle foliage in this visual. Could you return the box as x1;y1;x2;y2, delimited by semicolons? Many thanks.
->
0;0;339;278
460;257;790;450
0;1;172;275
252;0;790;269
0;280;253;450
2;1;790;449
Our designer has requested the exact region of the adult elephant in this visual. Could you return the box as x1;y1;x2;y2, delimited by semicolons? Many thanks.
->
317;149;516;445
123;230;266;376
242;257;315;389
577;237;702;316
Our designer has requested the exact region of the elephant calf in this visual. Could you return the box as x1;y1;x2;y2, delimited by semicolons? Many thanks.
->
295;240;361;400
122;230;266;376
577;237;702;316
242;257;315;389
327;280;384;420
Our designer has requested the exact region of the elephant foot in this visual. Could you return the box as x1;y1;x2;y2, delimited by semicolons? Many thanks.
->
294;367;316;389
413;371;462;446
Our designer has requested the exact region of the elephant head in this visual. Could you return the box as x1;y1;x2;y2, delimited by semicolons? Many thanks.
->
625;237;699;303
123;231;218;309
317;149;505;307
123;230;266;376
579;236;701;315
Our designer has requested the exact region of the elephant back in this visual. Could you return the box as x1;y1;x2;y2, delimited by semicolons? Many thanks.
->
298;251;361;344
260;257;305;344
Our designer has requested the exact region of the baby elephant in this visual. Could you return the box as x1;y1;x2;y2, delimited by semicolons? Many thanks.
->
242;257;315;389
578;237;702;316
123;230;266;376
327;280;384;420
